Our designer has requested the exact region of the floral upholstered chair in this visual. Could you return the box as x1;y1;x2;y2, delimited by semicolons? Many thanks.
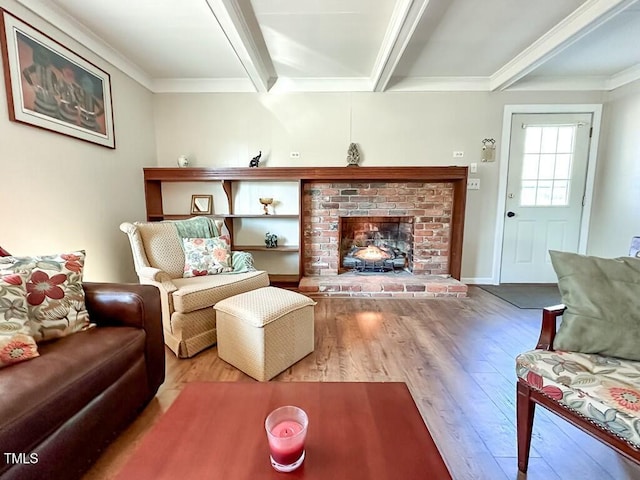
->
516;250;640;472
120;217;269;358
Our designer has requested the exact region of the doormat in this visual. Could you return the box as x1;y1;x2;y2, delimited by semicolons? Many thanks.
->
477;283;561;309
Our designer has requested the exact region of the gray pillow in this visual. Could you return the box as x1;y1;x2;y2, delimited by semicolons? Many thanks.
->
550;250;640;360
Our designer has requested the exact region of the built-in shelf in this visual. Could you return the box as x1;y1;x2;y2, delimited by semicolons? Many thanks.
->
235;245;299;252
222;214;298;219
161;214;298;220
143;166;468;281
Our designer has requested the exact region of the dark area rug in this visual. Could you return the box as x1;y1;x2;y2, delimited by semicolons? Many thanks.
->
477;283;562;309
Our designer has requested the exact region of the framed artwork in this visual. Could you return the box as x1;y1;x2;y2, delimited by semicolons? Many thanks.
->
0;9;115;148
191;195;213;215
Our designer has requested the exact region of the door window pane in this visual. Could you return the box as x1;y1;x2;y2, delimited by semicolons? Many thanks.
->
521;181;537;206
552;181;569;205
524;127;542;153
538;154;556;179
536;180;553;205
554;154;571;178
557;127;574;153
540;128;559;154
522;154;539;179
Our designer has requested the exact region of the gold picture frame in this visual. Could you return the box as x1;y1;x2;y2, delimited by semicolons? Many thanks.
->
190;195;213;215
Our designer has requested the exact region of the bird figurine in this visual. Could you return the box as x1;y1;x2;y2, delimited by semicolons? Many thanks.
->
249;151;262;167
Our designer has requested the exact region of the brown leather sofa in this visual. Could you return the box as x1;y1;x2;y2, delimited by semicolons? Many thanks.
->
0;282;165;480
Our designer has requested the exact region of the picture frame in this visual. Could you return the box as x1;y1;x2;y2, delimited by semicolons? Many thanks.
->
191;195;213;215
0;9;115;148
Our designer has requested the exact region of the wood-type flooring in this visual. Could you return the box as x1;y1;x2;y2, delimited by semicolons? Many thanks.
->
84;286;640;480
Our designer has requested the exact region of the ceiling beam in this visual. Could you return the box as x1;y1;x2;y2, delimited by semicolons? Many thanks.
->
371;0;431;92
490;0;640;91
204;0;276;93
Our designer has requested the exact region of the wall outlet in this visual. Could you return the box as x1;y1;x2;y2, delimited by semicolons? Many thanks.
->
290;152;300;159
467;178;480;190
453;151;464;158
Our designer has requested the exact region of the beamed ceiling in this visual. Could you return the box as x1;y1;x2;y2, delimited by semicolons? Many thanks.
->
13;0;640;93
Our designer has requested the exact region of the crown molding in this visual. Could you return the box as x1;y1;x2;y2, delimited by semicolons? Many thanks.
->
490;0;639;91
607;63;640;90
503;76;609;91
13;0;152;90
152;74;625;94
269;77;373;93
151;78;256;93
387;77;490;91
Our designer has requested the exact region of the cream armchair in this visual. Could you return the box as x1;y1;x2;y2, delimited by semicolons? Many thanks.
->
120;220;269;358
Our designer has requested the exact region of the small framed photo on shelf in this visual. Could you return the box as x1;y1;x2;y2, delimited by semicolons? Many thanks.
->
190;195;213;215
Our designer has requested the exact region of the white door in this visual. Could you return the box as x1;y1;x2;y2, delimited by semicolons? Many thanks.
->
500;113;592;283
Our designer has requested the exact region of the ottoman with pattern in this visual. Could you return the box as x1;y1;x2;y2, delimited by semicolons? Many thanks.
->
214;287;316;381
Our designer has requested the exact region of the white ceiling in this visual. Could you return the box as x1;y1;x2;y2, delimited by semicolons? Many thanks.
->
14;0;640;93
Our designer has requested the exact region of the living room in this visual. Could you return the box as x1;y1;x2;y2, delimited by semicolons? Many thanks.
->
1;0;640;479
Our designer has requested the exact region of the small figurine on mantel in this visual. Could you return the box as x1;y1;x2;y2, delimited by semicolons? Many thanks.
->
265;232;278;248
346;143;360;167
249;151;262;167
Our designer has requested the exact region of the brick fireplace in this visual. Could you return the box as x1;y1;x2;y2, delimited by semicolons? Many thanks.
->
300;177;468;297
303;181;454;275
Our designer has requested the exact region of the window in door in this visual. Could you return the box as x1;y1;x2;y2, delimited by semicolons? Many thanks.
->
520;125;576;207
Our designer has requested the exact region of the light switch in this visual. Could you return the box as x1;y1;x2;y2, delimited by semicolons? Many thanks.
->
467;178;480;190
470;163;477;173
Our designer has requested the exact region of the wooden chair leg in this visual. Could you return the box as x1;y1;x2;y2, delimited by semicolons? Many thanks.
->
517;380;536;473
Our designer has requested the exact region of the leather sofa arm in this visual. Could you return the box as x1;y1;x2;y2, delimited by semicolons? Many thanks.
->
82;282;165;393
536;304;566;350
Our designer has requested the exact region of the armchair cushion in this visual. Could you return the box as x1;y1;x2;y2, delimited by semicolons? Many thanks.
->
172;271;270;313
517;349;640;448
550;250;640;360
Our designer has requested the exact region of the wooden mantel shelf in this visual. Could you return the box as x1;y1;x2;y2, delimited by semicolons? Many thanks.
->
144;166;467;182
143;166;468;280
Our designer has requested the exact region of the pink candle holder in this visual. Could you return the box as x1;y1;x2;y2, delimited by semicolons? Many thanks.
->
265;406;308;472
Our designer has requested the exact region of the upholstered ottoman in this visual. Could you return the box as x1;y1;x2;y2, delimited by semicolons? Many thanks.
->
214;287;316;381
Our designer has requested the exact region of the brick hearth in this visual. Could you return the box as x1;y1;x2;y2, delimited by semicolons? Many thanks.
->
299;272;467;298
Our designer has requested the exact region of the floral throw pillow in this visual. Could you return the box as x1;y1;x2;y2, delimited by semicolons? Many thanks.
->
0;272;39;368
0;251;90;342
183;237;233;277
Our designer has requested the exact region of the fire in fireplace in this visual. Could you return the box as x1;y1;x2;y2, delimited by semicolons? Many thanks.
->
343;244;406;273
339;216;413;273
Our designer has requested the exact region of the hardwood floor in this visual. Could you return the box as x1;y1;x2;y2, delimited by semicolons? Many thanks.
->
84;286;640;479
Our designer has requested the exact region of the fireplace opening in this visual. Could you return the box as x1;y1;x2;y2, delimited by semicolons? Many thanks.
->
339;216;414;273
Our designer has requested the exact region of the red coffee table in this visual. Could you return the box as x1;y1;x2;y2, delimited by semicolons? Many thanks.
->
115;382;452;479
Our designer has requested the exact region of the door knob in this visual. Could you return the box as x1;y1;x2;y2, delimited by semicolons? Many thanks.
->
507;211;515;217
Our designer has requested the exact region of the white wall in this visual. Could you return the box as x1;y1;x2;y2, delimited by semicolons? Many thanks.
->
0;0;156;282
588;79;640;257
153;90;605;281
